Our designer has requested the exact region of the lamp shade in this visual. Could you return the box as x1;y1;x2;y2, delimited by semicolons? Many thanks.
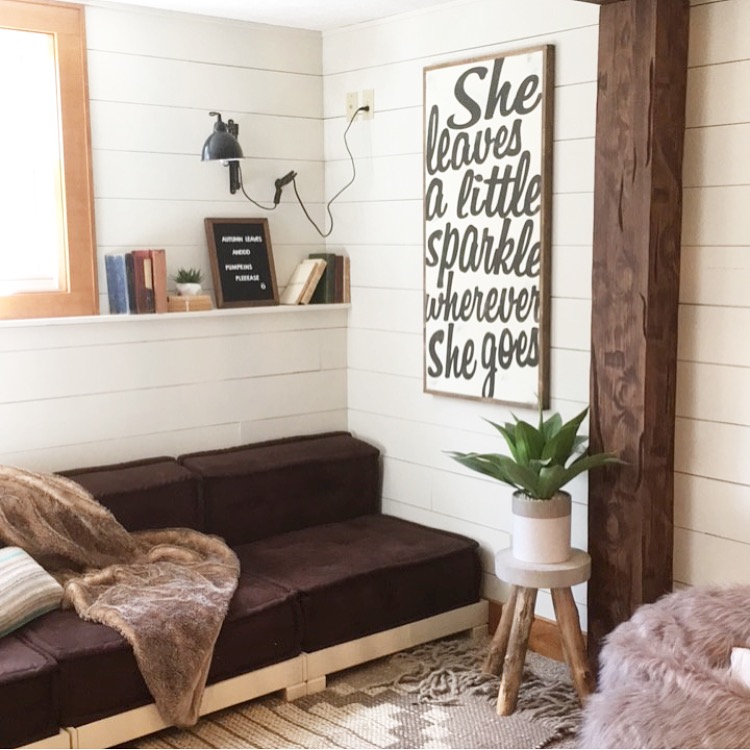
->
201;112;243;161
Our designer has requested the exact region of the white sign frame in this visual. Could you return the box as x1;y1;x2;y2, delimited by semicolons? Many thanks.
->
423;45;553;408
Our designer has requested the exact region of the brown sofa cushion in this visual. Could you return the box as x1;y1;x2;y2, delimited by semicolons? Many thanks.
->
0;635;59;748
234;514;481;651
60;457;203;533
180;432;381;546
19;574;301;726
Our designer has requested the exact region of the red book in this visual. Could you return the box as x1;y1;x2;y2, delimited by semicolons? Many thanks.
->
130;250;155;313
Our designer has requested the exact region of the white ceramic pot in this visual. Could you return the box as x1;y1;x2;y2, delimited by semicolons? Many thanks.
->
176;282;202;296
511;491;572;564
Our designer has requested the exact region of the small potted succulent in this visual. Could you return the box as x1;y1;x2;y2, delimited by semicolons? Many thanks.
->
173;267;203;296
447;407;621;564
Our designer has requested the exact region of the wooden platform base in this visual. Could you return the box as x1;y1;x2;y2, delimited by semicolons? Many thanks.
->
22;601;489;750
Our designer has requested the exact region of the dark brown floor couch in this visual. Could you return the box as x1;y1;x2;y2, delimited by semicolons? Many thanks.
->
2;431;486;749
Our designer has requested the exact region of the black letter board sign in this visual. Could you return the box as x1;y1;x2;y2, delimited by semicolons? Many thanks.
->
205;218;279;308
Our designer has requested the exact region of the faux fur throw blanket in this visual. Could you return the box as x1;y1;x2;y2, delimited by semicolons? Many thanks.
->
0;466;240;727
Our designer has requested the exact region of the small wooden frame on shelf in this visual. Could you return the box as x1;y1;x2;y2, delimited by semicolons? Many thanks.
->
204;218;279;308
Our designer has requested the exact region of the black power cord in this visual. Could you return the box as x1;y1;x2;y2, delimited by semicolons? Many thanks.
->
234;104;370;235
291;104;370;238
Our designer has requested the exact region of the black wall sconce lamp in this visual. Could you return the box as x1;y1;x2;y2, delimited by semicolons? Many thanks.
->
201;112;243;194
201;106;369;237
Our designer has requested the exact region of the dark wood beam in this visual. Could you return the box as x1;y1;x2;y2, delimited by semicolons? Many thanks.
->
585;0;689;661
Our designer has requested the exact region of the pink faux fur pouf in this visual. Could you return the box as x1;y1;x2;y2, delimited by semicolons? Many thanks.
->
579;585;750;749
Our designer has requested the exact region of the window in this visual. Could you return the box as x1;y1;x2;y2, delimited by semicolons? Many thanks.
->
0;0;97;319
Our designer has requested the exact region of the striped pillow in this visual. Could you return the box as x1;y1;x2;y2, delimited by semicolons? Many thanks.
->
0;547;63;638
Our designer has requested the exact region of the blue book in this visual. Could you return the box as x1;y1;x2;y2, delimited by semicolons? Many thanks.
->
105;254;131;314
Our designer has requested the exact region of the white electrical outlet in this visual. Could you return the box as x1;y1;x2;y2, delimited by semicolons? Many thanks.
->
346;92;359;121
361;89;374;119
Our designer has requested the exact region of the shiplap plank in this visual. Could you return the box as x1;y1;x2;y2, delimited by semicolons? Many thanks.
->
324;154;420;203
348;329;422;378
94;151;323;203
674;527;750;587
348;287;421;333
675;418;750;486
688;0;750;68
323;86;597;165
85;5;322;74
680;246;750;307
324;138;593;204
0;370;346;454
678;305;750;366
325;193;593;248
238;409;348;444
324;201;423;246
676;361;750;424
323;107;422;161
381;457;434;511
94;199;326;247
0;424;241;474
683;186;750;247
348;404;588;477
348;368;588;448
322;0;598;74
683;124;750;188
675;472;750;546
554;82;597;141
91;101;323;162
552;245;592;300
686;61;750;128
550;298;591;351
550;348;590;403
0;329;348;404
323;24;597;114
87;50;322;118
552;193;595;246
346;245;422;290
0;307;348;352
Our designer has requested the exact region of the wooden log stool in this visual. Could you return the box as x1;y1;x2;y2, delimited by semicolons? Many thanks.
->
484;547;594;716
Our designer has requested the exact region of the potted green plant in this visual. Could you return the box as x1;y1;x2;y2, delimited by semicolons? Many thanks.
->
173;267;203;296
447;407;621;564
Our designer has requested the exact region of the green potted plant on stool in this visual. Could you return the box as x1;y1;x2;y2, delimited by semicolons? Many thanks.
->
448;408;621;564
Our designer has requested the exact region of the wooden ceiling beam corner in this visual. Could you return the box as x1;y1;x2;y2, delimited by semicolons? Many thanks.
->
580;0;690;660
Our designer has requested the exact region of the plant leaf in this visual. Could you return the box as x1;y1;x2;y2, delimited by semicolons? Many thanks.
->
541;412;563;441
446;451;516;487
485;419;521;462
514;420;545;463
560;452;623;485
537;464;569;499
496;456;541;496
541;408;589;465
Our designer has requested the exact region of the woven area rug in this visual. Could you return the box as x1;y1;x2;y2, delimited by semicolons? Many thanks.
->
129;635;581;749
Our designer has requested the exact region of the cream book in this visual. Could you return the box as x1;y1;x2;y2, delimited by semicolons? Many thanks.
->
280;258;327;305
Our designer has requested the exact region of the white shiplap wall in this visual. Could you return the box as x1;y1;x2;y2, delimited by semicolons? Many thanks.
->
321;0;600;623
0;5;348;472
674;0;750;587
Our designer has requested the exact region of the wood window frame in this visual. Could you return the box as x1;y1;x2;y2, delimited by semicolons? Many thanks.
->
0;0;97;320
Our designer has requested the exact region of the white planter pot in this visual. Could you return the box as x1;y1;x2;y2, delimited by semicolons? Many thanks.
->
511;491;572;564
176;282;202;296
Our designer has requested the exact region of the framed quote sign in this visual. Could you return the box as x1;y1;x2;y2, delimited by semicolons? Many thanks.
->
423;45;553;407
205;218;279;307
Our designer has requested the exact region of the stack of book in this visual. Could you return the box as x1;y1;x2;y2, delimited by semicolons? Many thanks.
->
279;254;351;306
307;253;350;304
104;250;168;314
